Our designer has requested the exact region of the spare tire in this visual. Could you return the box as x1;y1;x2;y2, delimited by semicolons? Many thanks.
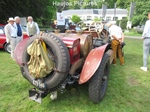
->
21;33;70;91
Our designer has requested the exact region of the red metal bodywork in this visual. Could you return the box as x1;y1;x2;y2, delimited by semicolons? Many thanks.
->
0;24;5;48
62;37;80;64
0;34;6;49
78;44;108;84
14;36;81;66
14;38;30;66
15;31;111;85
22;32;29;39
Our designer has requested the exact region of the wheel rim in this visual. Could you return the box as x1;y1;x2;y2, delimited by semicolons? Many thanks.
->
6;44;11;53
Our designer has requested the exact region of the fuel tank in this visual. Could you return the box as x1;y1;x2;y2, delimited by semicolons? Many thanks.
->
53;33;93;59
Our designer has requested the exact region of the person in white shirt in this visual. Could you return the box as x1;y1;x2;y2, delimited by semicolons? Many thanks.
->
140;12;150;71
4;17;17;60
106;22;124;66
26;16;40;37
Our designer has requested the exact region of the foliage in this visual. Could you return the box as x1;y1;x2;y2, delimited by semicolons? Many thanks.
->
116;18;128;30
109;0;150;27
104;0;117;8
68;0;103;9
55;0;69;12
131;0;150;26
0;38;150;112
0;0;59;26
116;0;131;9
93;18;102;21
104;0;150;27
71;15;81;24
1;0;150;30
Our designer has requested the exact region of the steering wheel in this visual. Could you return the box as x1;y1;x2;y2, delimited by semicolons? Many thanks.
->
76;21;88;31
89;21;104;32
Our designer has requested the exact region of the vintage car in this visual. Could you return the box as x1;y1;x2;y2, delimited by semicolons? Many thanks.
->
14;21;114;104
0;24;28;53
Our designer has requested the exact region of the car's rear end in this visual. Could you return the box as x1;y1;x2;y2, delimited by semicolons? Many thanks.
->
0;25;7;49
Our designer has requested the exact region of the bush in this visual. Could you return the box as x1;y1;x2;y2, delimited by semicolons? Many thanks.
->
130;28;137;33
116;18;128;30
71;15;81;24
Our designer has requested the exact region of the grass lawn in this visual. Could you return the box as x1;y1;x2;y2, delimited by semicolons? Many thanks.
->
124;30;141;37
0;38;150;112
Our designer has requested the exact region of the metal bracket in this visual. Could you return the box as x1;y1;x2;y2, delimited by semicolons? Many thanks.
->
29;88;48;103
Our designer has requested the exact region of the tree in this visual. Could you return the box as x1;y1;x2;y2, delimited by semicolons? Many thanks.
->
71;15;81;24
116;0;131;9
0;0;59;26
131;0;150;26
116;18;128;30
93;18;102;21
68;0;103;9
103;0;117;8
55;0;69;12
114;0;150;27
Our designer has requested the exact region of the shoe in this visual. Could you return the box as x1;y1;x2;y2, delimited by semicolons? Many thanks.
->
112;63;116;66
140;67;147;71
121;64;124;66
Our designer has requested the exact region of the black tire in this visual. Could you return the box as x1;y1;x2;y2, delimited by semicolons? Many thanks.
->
21;33;70;91
4;43;11;53
88;53;110;103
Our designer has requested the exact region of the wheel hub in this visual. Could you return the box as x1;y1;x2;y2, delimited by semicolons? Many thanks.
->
102;75;107;81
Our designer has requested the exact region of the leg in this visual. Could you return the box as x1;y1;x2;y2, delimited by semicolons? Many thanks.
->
17;36;23;43
117;44;124;65
143;39;150;67
10;38;16;59
111;40;119;64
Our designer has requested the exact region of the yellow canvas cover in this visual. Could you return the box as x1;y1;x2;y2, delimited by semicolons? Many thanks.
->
27;39;54;78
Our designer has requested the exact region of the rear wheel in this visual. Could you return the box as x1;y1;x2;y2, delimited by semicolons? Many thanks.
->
4;43;11;53
88;53;110;103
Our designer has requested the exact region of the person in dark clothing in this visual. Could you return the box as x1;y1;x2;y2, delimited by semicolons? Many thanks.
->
14;16;23;43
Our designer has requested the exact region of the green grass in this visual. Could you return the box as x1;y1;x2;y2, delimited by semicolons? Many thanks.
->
124;30;141;37
0;38;150;112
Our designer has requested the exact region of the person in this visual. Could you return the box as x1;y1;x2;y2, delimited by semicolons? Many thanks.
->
65;22;69;31
14;16;23;43
4;17;17;60
140;12;150;71
106;22;124;66
26;16;40;37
